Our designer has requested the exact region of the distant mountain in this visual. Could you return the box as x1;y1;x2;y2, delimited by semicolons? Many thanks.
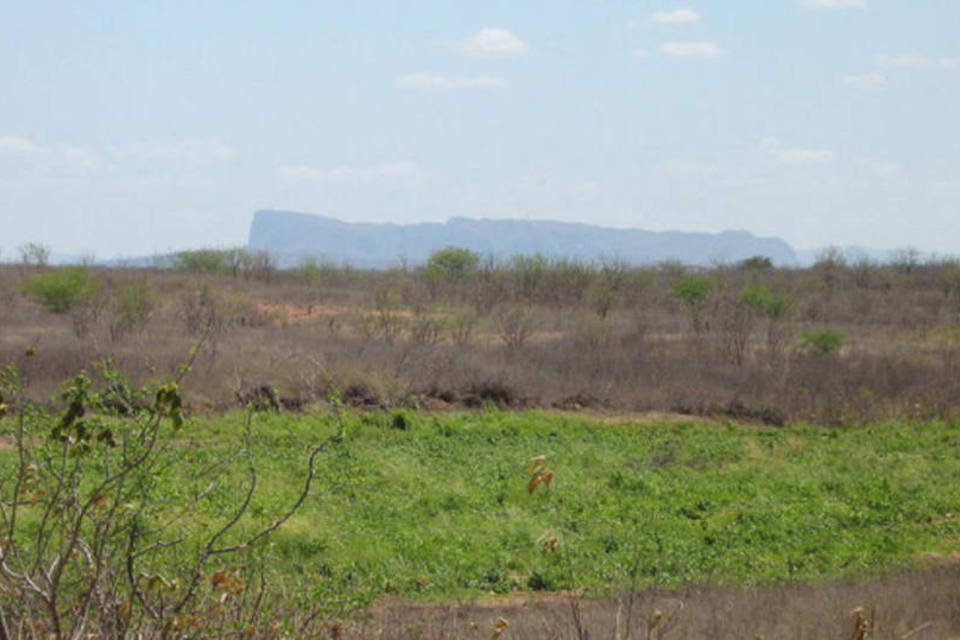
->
247;210;798;268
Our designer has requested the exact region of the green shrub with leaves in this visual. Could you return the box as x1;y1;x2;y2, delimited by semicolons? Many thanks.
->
800;329;845;354
424;247;479;282
22;266;103;314
0;363;340;638
173;249;230;274
741;284;784;317
673;274;713;336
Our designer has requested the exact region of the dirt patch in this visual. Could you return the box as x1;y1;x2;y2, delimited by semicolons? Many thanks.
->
347;564;960;639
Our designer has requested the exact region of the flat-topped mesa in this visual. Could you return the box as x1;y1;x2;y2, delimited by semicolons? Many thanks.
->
248;210;798;268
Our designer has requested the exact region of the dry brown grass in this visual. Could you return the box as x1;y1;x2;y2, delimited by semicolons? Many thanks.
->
347;564;960;639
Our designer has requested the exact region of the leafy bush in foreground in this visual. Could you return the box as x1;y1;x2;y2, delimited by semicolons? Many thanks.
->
0;363;338;638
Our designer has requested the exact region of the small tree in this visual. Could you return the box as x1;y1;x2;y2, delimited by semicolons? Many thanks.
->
742;284;792;355
18;242;50;266
424;247;479;282
673;275;713;337
421;247;479;299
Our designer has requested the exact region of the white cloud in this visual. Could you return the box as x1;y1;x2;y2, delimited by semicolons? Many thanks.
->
873;54;960;73
398;73;505;91
658;161;725;180
0;136;102;174
0;136;236;185
650;8;701;24
463;28;528;58
842;72;887;90
660;41;723;59
0;136;44;156
116;140;234;163
0;135;251;257
877;54;937;70
930;180;960;195
848;53;958;90
642;143;960;253
760;138;835;165
276;161;426;188
801;0;867;8
854;158;904;180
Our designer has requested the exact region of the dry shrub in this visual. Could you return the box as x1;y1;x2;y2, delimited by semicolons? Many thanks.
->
3;258;960;424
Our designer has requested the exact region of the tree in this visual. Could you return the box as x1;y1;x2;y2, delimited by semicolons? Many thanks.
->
673;275;713;336
741;284;792;356
18;242;51;266
424;247;479;283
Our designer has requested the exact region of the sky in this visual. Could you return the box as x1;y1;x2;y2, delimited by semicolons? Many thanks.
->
1;0;958;259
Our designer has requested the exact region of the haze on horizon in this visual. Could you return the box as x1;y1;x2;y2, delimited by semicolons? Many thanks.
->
1;1;958;260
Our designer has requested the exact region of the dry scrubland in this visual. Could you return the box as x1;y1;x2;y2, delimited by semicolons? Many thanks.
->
3;248;960;638
2;248;960;424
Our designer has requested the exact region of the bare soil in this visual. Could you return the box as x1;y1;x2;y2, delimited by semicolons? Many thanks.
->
347;563;960;639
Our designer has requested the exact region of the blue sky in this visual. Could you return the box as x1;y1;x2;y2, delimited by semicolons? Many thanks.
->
1;0;958;258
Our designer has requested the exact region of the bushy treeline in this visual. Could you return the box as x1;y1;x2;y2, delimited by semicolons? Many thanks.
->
2;245;960;424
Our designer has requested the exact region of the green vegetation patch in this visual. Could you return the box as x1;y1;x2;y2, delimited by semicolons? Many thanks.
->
109;410;960;601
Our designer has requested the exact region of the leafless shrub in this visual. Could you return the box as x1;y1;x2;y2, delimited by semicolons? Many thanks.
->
713;294;755;367
5;255;960;424
180;284;225;337
409;306;444;346
572;313;611;354
107;279;157;342
449;306;479;346
372;287;404;344
495;304;535;351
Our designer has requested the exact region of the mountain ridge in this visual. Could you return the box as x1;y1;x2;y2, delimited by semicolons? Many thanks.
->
247;209;799;268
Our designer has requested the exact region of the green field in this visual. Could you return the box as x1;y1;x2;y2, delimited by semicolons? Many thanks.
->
156;409;960;600
5;405;960;621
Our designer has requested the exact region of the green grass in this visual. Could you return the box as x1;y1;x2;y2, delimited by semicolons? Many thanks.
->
157;410;960;600
6;408;960;606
